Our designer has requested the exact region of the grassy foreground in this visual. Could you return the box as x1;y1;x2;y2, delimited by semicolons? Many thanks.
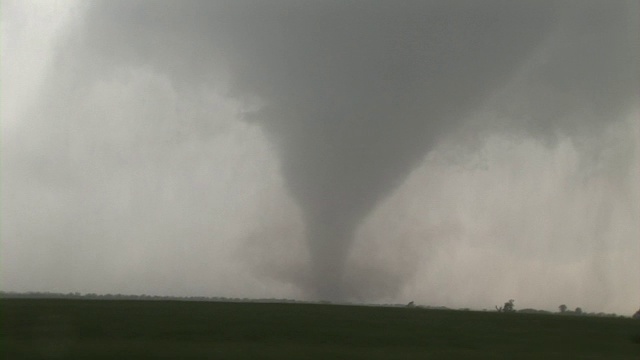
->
2;299;638;359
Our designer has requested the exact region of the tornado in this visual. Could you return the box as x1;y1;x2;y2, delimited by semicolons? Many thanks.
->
52;0;637;301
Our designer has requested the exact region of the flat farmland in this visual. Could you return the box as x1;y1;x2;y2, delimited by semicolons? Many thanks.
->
2;299;638;359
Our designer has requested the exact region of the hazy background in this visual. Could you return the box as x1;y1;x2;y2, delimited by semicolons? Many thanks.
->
2;0;638;313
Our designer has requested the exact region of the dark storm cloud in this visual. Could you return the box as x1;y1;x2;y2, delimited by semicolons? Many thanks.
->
4;0;638;303
72;0;637;300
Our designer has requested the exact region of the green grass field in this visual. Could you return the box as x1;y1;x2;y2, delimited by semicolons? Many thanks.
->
2;299;638;359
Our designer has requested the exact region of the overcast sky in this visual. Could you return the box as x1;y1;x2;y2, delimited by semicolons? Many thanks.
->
2;0;638;314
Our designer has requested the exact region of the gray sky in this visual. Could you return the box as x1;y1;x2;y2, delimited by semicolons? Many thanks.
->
2;0;638;313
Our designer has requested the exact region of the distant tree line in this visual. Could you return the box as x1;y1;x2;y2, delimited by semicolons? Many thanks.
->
1;291;635;318
0;291;301;304
494;299;628;318
557;304;583;315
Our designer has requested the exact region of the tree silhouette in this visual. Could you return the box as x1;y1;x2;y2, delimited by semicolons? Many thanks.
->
495;299;515;312
559;304;567;313
503;299;515;312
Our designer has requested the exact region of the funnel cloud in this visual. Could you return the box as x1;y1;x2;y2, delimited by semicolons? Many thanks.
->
2;1;638;310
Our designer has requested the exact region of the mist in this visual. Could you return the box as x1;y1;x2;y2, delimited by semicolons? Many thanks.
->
2;1;638;313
